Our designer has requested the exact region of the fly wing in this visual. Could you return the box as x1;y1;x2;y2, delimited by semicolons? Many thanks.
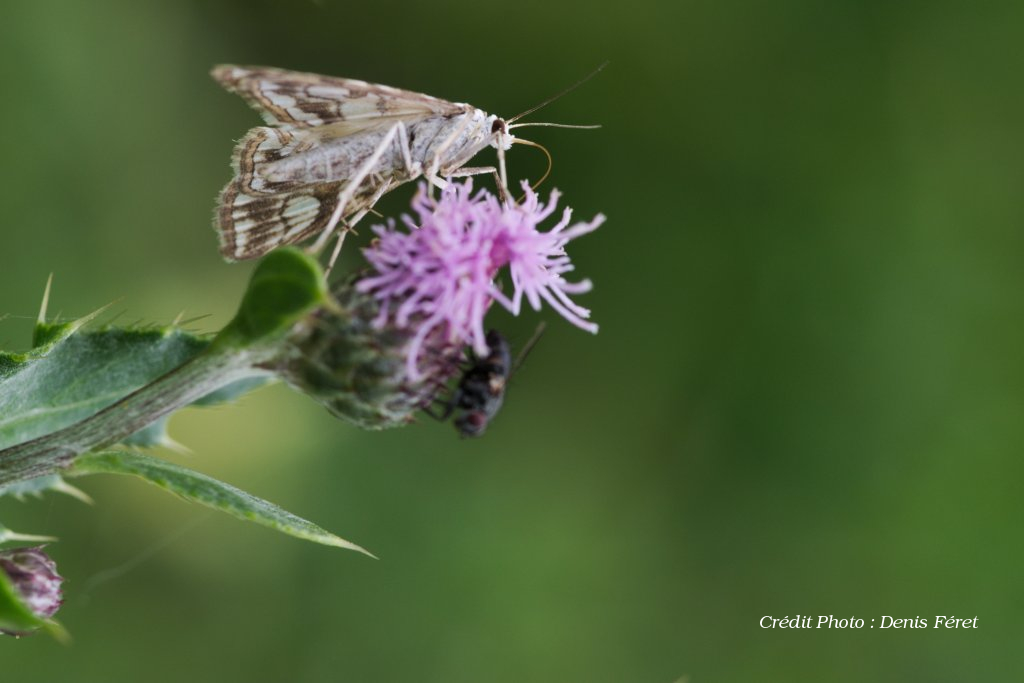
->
211;65;467;130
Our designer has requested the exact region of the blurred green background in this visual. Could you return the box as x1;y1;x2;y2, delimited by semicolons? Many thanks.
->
2;0;1023;680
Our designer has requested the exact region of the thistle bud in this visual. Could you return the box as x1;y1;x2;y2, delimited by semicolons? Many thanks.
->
0;546;64;635
274;277;461;430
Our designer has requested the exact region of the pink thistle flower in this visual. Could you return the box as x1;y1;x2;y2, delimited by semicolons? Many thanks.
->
357;180;604;379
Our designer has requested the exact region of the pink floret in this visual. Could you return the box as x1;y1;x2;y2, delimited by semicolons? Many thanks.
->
357;181;603;379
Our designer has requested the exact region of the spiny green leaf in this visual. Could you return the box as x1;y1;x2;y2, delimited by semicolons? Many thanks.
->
0;306;105;383
0;524;56;546
1;250;323;457
0;323;211;450
0;316;274;457
70;451;374;557
32;320;79;350
0;475;91;503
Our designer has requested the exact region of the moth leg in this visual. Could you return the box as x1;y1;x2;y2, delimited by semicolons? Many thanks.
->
324;178;396;275
323;215;364;276
447;166;498;177
310;122;407;254
496;139;509;199
324;230;350;277
424;171;448;197
350;176;395;227
394;122;419;178
425;114;475;192
447;166;509;204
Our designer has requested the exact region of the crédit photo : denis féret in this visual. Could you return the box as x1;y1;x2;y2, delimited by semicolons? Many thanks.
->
761;615;979;629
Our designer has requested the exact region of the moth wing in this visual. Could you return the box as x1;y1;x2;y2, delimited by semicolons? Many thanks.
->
218;180;347;261
212;64;468;129
217;126;377;261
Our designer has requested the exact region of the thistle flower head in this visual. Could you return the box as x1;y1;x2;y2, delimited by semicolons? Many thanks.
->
277;276;463;430
276;181;603;430
0;546;63;635
357;180;604;379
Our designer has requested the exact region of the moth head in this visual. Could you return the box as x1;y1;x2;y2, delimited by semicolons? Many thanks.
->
488;116;515;151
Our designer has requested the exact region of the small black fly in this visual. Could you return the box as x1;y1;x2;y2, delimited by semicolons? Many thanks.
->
428;323;546;437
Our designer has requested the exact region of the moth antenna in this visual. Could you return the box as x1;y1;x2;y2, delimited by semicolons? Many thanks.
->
508;122;602;130
507;61;609;124
512;138;553;196
512;322;547;375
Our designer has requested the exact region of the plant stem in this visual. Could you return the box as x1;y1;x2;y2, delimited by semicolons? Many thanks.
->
0;345;275;488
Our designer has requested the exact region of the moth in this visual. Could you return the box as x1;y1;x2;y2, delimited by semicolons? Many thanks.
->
211;64;600;264
213;66;508;263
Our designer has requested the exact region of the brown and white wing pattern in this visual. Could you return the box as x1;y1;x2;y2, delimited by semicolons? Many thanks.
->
211;65;465;128
218;125;391;261
212;65;468;261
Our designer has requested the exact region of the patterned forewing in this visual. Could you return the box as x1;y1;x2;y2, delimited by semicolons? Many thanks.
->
211;65;465;129
218;126;383;260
